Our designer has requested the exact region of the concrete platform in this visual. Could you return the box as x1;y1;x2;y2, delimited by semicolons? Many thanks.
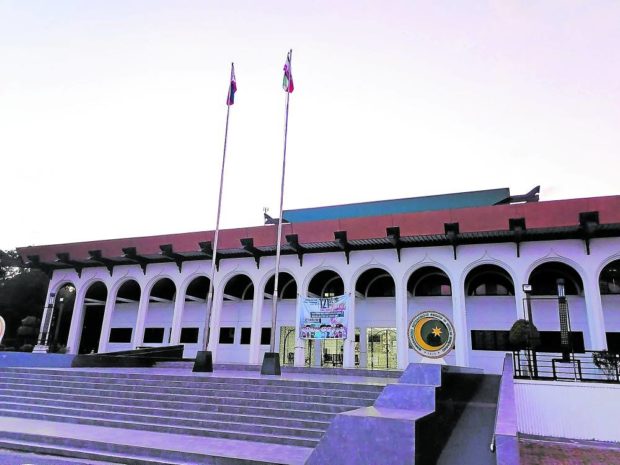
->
0;366;396;464
0;416;313;465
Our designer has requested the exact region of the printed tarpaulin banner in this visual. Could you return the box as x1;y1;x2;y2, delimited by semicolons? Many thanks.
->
300;294;348;340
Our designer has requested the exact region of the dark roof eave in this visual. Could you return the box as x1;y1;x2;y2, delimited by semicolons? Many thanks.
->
25;224;620;270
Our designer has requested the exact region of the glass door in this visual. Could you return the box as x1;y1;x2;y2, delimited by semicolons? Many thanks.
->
279;326;296;365
366;328;397;369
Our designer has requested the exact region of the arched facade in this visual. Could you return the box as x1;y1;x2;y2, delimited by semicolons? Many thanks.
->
31;193;620;375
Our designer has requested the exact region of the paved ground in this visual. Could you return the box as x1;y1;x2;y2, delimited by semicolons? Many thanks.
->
520;437;620;465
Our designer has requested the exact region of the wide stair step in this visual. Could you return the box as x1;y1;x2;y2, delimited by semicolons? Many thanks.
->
0;366;389;464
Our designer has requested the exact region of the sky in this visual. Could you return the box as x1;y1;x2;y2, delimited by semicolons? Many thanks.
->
1;1;619;251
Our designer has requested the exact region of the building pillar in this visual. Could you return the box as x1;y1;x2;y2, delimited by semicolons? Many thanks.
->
66;286;88;355
343;289;356;368
207;287;224;361
513;278;527;321
395;281;409;369
451;282;469;367
97;290;116;354
131;289;150;349
249;287;265;364
584;273;607;350
359;325;367;368
169;291;186;345
294;293;305;367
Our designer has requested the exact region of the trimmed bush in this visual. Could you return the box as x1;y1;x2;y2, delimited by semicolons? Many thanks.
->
509;319;540;350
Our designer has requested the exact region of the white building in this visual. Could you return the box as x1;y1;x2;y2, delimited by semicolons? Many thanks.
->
18;187;620;374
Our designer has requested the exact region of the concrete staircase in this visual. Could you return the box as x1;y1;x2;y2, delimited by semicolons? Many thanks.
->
0;367;385;464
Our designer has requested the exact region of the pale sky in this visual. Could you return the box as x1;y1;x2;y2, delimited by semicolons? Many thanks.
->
1;1;619;251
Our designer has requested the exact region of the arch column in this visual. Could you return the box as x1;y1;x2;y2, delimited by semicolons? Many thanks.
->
97;291;117;353
249;286;265;364
513;275;527;321
207;286;224;361
169;291;186;345
131;290;150;349
451;282;469;367
66;285;88;355
584;273;607;350
343;287;356;368
395;280;408;369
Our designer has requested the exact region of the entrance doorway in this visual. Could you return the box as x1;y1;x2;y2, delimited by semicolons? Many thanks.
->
367;328;397;369
279;326;296;365
78;282;107;354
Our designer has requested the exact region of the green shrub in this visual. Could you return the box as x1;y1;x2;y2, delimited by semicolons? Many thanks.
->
509;319;540;350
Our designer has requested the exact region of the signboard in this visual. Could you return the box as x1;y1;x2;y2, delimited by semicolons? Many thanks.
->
408;311;455;359
300;295;348;340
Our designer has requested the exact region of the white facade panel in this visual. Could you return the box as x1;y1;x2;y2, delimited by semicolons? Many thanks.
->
515;380;620;442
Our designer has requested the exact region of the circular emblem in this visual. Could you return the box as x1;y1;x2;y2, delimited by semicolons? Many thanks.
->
408;311;455;359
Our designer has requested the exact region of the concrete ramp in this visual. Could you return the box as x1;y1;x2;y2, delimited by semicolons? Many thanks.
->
306;364;500;465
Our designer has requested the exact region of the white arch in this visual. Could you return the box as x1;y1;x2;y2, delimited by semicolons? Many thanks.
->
178;273;212;301
350;265;396;296
403;261;455;294
143;275;178;300
109;277;142;304
459;258;518;291
220;271;254;293
364;273;393;297
525;258;585;295
50;280;77;296
595;254;620;282
409;269;451;297
463;262;516;296
241;281;255;300
302;266;345;296
259;271;298;300
524;255;587;289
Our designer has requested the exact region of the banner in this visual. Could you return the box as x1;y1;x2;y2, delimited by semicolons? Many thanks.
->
300;294;348;340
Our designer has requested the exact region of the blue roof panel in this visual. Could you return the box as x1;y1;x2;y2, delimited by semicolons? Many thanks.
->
283;188;510;223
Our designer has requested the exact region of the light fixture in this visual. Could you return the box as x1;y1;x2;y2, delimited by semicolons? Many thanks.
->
556;278;565;298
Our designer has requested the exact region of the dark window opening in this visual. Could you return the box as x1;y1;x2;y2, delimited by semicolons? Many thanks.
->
471;330;585;353
219;327;235;344
109;328;132;343
240;327;252;344
600;261;620;295
260;328;271;345
180;328;199;344
143;328;165;344
606;333;620;353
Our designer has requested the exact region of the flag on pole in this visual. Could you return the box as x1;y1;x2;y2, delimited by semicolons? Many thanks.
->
226;63;237;106
282;50;294;93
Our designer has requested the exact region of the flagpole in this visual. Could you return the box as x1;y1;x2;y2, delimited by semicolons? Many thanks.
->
262;50;293;375
194;63;235;372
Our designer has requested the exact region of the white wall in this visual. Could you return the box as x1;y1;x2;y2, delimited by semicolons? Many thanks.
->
217;300;253;363
47;236;620;372
180;301;206;358
515;379;620;442
107;302;137;352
